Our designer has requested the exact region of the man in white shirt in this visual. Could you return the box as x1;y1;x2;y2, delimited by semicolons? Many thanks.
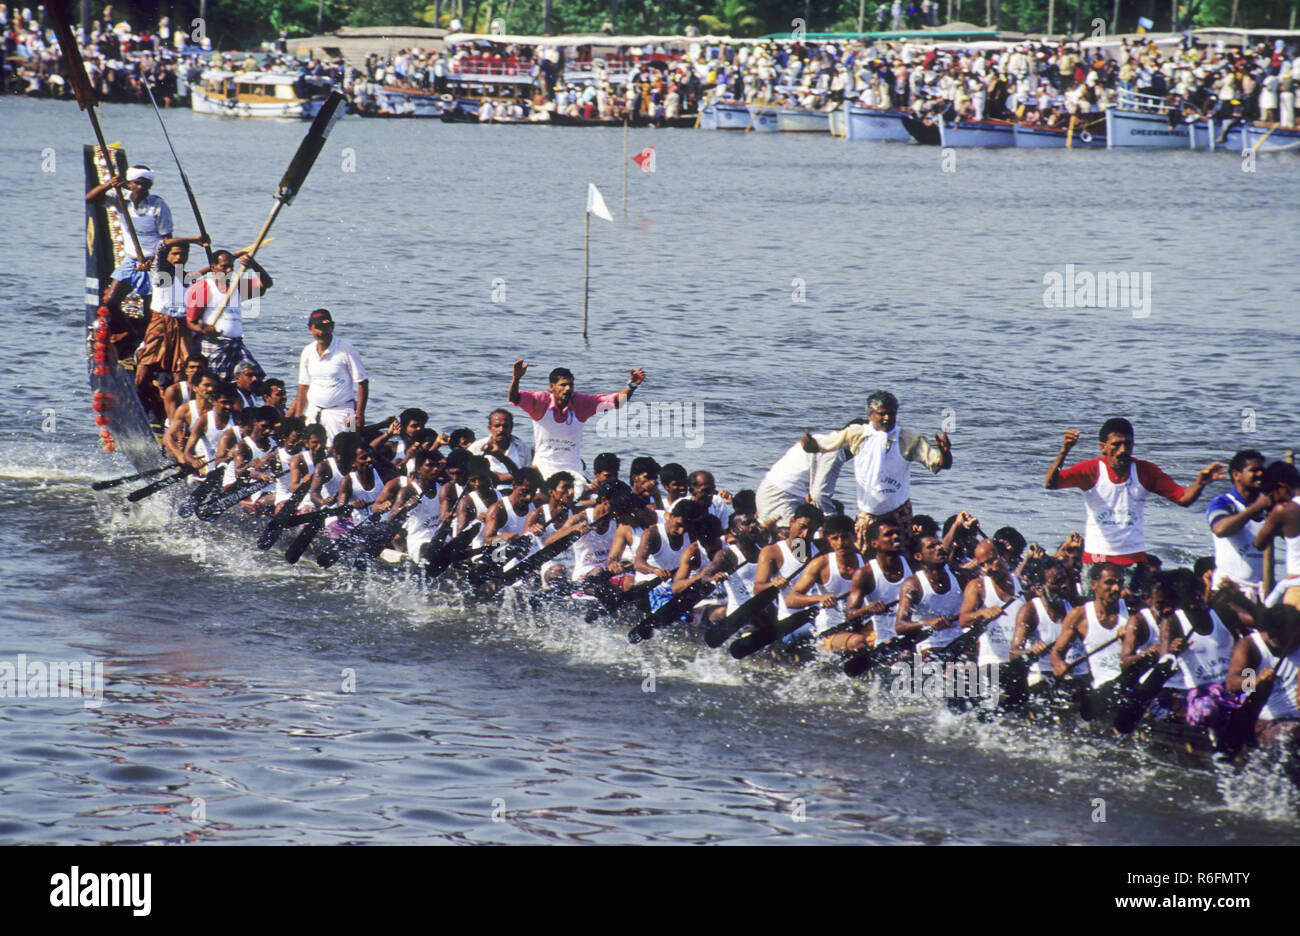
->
467;408;533;492
288;309;368;443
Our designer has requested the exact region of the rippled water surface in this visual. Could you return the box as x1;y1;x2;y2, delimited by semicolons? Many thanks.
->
0;97;1297;844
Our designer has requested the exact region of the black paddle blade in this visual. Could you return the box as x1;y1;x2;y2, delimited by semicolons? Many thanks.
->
730;607;816;660
126;469;186;502
93;463;171;490
259;480;313;550
285;517;324;565
277;92;345;205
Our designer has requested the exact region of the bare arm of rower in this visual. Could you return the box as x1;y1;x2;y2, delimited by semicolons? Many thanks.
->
1121;616;1159;669
164;415;190;463
893;576;926;635
482;502;513;545
1010;602;1046;660
607;524;635;573
1044;428;1079;490
958;578;1000;628
372;476;403;514
633;527;672;580
308;464;328;507
1225;637;1266;694
786;557;835;610
1050;607;1086;678
1254;501;1300;550
182;419;208;469
751;543;785;594
843;563;882;623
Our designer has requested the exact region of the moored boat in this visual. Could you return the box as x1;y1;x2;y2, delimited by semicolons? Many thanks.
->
776;106;830;133
846;104;913;142
701;101;751;130
1012;118;1107;149
191;70;331;119
367;86;452;118
1104;90;1190;149
1239;122;1300;153
938;117;1015;147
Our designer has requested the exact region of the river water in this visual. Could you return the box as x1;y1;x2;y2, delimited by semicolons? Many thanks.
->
0;96;1297;844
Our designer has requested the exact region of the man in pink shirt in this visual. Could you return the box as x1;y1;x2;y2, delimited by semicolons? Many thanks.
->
507;359;645;497
1044;417;1224;566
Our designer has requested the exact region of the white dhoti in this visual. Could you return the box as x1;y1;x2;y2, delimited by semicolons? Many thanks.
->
306;403;356;444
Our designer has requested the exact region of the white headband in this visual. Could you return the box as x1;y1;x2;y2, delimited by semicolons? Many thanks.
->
126;166;154;183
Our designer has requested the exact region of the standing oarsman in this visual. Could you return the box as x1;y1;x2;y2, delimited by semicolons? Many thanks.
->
838;518;913;654
786;514;862;646
85;166;173;353
959;539;1025;670
288;309;369;444
507;360;645;499
184;249;272;380
1255;461;1300;611
1206;449;1270;602
135;236;207;421
801;391;952;552
894;533;972;657
1043;418;1224;567
755;423;853;534
1050;562;1131;690
467;408;531;491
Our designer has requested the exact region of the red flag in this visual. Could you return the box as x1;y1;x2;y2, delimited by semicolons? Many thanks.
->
631;146;656;173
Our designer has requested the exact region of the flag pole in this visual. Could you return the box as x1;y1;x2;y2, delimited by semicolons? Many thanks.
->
583;208;590;339
621;113;629;216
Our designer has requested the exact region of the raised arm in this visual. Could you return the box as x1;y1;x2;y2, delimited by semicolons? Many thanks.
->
508;359;528;405
1044;428;1079;490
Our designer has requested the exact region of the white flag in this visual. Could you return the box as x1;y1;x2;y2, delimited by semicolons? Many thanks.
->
586;183;613;222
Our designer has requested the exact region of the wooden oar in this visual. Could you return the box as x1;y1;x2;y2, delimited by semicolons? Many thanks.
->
196;468;287;522
730;607;818;659
928;594;1020;664
480;529;586;598
256;478;314;549
628;561;747;645
126;462;202;501
142;80;214;267
425;523;484;580
50;2;144;261
1114;614;1192;734
703;555;814;648
584;575;661;622
208;91;345;330
285;512;326;564
93;462;179;490
180;468;225;517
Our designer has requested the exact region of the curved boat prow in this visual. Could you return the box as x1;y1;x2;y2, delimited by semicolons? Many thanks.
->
84;143;167;472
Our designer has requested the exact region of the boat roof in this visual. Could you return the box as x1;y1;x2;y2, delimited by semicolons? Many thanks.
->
198;70;306;84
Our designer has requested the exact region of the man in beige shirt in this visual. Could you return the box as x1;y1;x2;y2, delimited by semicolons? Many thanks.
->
801;390;952;551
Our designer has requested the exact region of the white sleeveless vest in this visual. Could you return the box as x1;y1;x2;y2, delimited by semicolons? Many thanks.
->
1082;461;1147;556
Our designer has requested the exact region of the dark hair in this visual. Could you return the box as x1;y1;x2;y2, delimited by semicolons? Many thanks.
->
660;463;687;486
213;382;237;402
277;415;306;438
823;514;855;539
689;470;715;488
670;498;705;522
1193;555;1216;580
912;514;939;538
513;467;545;489
1228;449;1265;475
792;503;824;528
412;450;439;470
449;427;476;448
630;456;660;479
400;408;428;428
467;455;491;478
992;526;1026;559
263;377;285;394
593;452;621;474
1088;561;1123;583
1021;555;1064;587
864;517;900;544
304;424;327;443
411;427;439;447
444;448;471;472
213;249;236;266
1262;460;1300;491
545;471;575;492
731;489;756;517
1098;417;1134;441
487;407;513;428
331;431;360;462
548;367;574;384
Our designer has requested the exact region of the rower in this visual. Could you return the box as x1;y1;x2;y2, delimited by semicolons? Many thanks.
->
225;406;280;511
182;382;237;473
164;370;216;464
960;540;1025;670
689;470;733;529
284;424;327;511
507;359;645;500
591;453;621;490
1147;569;1239;729
184;249;271;381
755;423;853;535
479;467;539;544
1009;556;1077;694
894;532;970;658
629;456;662;511
395;452;445;561
1049;562;1130;692
162;355;207;427
634;499;700;586
838;519;913;654
232;362;264;411
1226;603;1300;751
606;498;660;589
527;472;577;582
309;431;358;510
436;448;472;525
1118;568;1174;689
1255;461;1300;612
371;408;428;475
270;416;306;511
337;443;384;524
715;511;763;622
553;480;631;583
657;463;690;517
455;459;500;550
1044;418;1225;571
752;503;825;628
801;390;953;553
466;408;531;493
1206;449;1269;603
785;514;861;646
263;378;288;415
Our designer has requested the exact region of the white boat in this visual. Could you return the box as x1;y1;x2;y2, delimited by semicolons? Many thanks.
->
1187;118;1243;152
776;106;830;133
1239;122;1300;153
191;70;330;118
846;105;913;142
1012;119;1107;148
1104;90;1190;148
938;118;1015;147
701;102;776;131
370;86;452;118
828;106;847;138
748;104;779;132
